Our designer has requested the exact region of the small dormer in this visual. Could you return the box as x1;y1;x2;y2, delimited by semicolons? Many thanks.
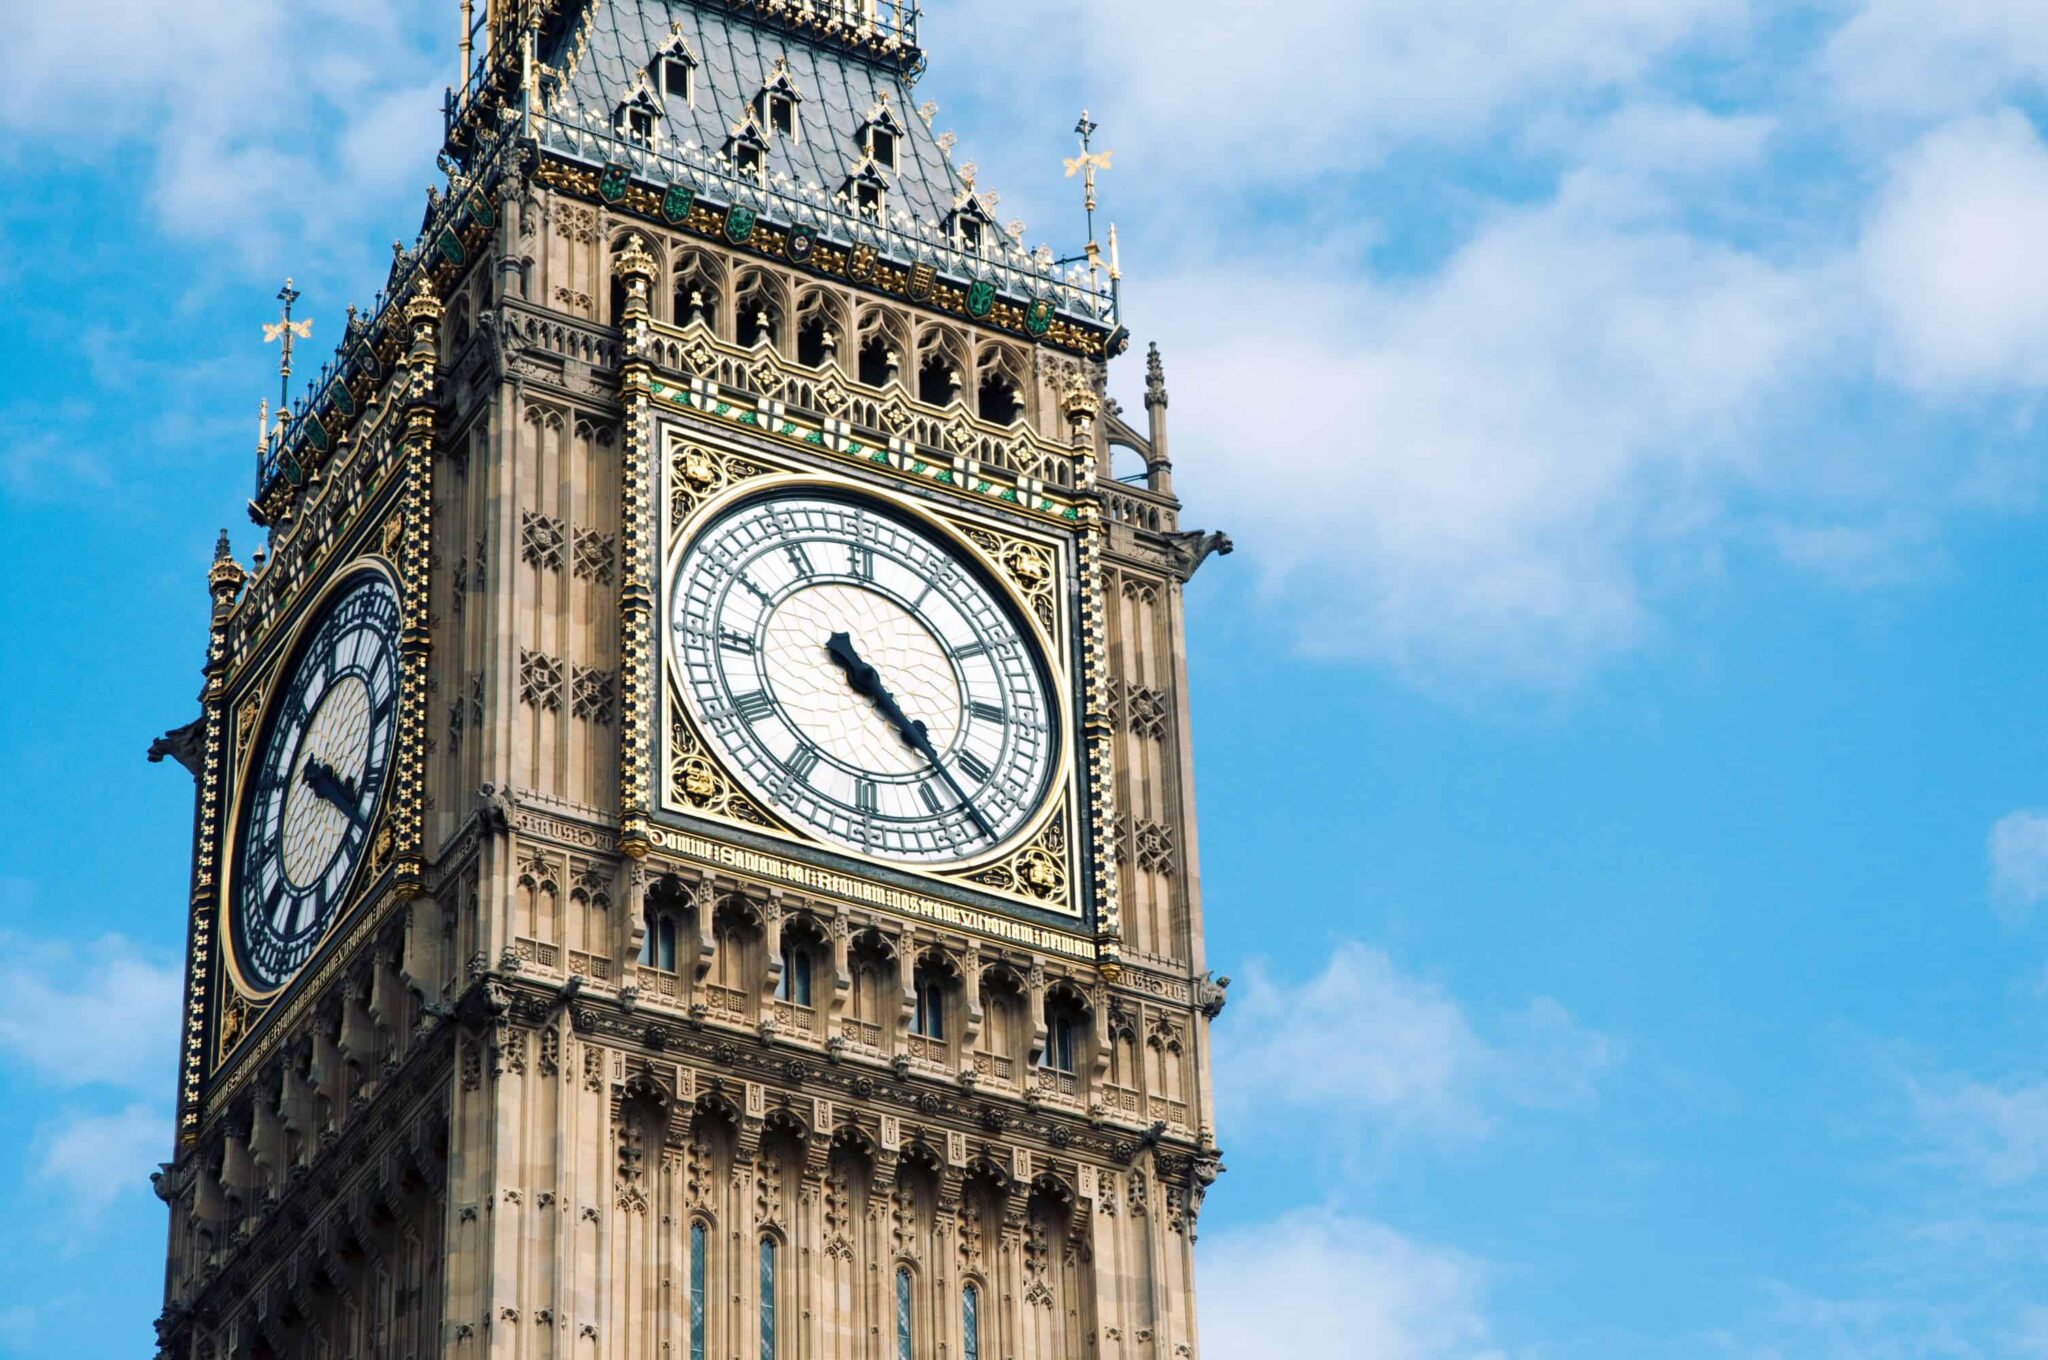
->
856;96;907;172
724;116;772;178
753;58;805;141
840;157;889;218
651;29;697;106
613;80;663;148
947;195;996;253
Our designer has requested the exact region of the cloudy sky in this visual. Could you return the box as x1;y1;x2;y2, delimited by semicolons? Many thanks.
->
7;0;2048;1355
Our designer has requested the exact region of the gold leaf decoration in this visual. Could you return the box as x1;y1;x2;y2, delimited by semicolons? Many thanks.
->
669;440;771;538
965;809;1069;903
667;697;780;830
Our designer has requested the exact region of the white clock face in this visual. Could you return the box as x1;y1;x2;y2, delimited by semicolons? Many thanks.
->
670;491;1059;864
231;571;400;993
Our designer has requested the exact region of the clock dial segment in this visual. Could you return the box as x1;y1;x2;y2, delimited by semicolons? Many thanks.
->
670;493;1059;865
231;572;401;994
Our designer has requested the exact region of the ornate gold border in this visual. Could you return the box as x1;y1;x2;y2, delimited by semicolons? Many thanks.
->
654;451;1085;919
216;554;404;1007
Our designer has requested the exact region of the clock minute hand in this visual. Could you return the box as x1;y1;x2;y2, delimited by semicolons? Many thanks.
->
824;633;997;841
302;757;369;831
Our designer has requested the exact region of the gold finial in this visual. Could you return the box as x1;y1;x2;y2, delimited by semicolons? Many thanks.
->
262;278;313;413
1063;111;1114;292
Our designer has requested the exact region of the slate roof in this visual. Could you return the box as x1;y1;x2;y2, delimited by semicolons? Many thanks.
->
530;0;1109;320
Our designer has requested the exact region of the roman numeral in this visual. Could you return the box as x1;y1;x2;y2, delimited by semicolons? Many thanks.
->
918;781;943;814
850;545;874;580
739;574;774;603
734;690;776;723
952;640;989;660
783;747;820;783
957;750;992;783
970;700;1005;724
719;629;757;654
785;543;814;577
855;778;878;816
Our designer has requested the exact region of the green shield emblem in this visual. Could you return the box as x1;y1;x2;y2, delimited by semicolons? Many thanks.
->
436;228;465;266
725;203;757;244
786;224;817;261
661;183;696;226
465;193;498;230
1024;298;1054;337
967;280;997;319
599;162;630;203
331;382;357;417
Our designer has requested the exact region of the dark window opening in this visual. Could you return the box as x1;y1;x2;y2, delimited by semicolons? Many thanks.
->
870;127;898;169
912;972;947;1040
738;303;777;349
856;180;883;215
662;58;692;101
958;215;983;251
797;315;831;368
609;277;631;327
676;286;718;330
977;374;1022;424
640;909;678;972
775;941;812;1006
768;95;795;137
858;335;893;387
918;354;958;407
733;141;763;175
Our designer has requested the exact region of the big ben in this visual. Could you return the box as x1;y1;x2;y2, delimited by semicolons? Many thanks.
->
151;4;1232;1358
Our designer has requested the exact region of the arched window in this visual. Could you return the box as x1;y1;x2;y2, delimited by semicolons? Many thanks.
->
912;968;946;1041
962;1283;981;1360
775;939;812;1006
1044;998;1080;1074
760;1236;780;1359
858;334;894;387
896;1266;914;1360
689;1220;708;1360
640;906;677;972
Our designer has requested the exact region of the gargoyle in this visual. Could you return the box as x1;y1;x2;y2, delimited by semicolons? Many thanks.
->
147;717;207;778
1163;530;1233;583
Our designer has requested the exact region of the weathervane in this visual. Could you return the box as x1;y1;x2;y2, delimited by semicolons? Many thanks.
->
263;278;313;415
1061;110;1119;305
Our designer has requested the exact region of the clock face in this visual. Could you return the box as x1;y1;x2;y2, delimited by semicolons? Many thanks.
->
230;571;401;994
670;491;1059;865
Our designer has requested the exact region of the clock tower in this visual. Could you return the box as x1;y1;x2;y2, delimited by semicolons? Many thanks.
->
151;4;1232;1359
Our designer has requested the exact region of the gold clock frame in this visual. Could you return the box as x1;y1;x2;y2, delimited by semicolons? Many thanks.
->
216;554;404;1007
655;445;1086;920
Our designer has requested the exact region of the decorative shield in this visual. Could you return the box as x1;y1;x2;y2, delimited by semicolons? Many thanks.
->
598;162;630;203
661;183;696;226
725;203;757;244
786;224;817;262
283;453;305;487
330;382;357;417
465;193;498;230
352;339;381;378
909;262;936;301
435;228;465;266
1024;297;1054;337
967;279;997;319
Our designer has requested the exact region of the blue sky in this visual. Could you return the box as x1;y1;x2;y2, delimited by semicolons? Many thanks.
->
6;0;2048;1355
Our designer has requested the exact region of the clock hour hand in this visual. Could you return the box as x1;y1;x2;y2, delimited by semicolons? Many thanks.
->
824;633;997;841
302;756;369;831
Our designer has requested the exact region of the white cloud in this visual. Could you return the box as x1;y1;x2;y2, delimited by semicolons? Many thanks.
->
1989;810;2048;921
1;2;442;261
33;1105;167;1215
1146;174;1830;679
1198;1211;1502;1360
1913;1074;2048;1186
1218;942;1615;1139
0;934;181;1096
1826;0;2048;119
936;0;1744;192
1862;111;2048;393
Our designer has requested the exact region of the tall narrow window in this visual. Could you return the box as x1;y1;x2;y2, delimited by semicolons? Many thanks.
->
689;1221;708;1360
642;909;677;971
896;1266;914;1360
870;125;898;169
1045;1009;1077;1074
962;1283;980;1360
759;1237;778;1360
913;973;946;1040
776;942;812;1006
662;57;693;101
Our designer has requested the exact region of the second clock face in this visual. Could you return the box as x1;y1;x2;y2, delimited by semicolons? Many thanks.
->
669;491;1059;865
